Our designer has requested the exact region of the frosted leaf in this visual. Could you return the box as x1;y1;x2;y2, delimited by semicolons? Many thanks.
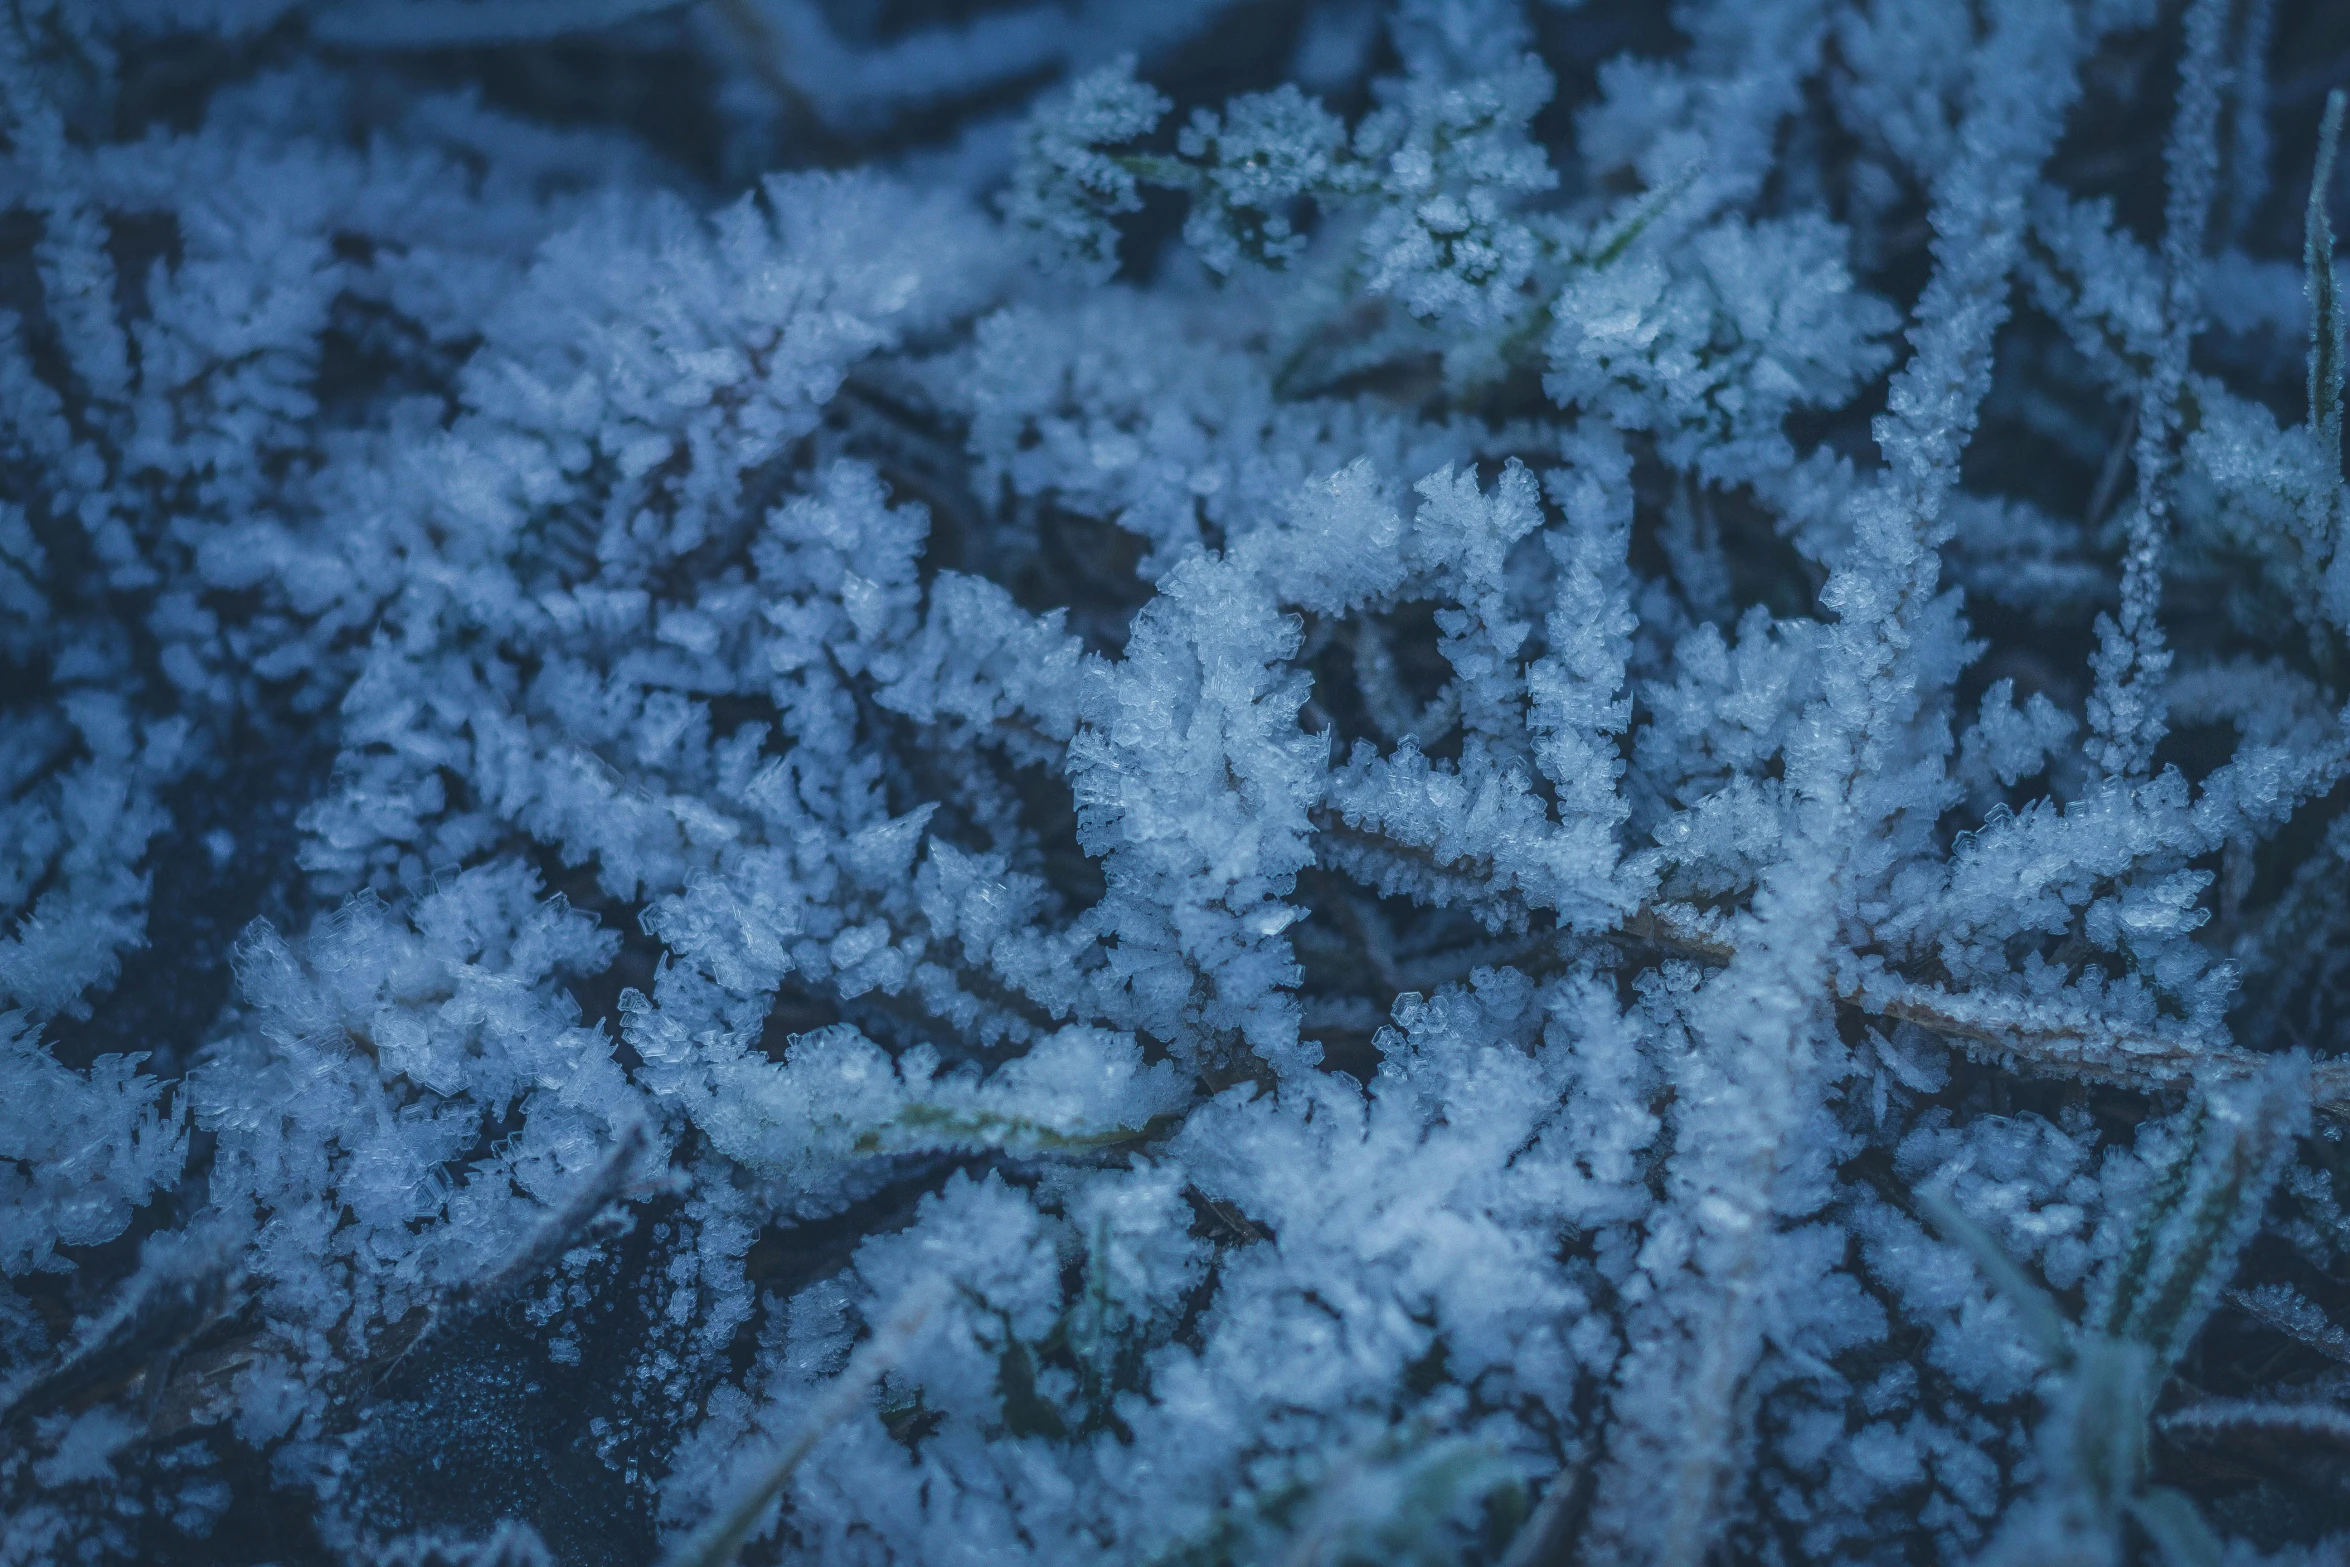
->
1548;212;1898;483
1003;57;1170;283
1177;86;1354;275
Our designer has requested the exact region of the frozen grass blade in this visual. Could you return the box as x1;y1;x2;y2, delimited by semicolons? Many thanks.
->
659;1277;947;1567
2125;1485;2225;1567
2161;1399;2350;1445
1916;1184;2072;1365
309;0;694;47
370;1120;648;1387
2309;88;2346;463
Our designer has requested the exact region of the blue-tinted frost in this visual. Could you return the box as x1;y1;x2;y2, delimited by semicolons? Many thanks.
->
8;2;2350;1564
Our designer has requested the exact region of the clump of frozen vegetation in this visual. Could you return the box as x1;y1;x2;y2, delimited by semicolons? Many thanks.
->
10;0;2350;1562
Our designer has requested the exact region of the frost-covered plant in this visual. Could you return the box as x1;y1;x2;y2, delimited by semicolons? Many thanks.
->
12;1;2350;1564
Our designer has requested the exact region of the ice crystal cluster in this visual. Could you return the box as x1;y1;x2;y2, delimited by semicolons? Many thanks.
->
11;0;2350;1562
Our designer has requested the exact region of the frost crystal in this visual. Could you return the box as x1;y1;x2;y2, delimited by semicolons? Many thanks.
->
9;2;2350;1564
